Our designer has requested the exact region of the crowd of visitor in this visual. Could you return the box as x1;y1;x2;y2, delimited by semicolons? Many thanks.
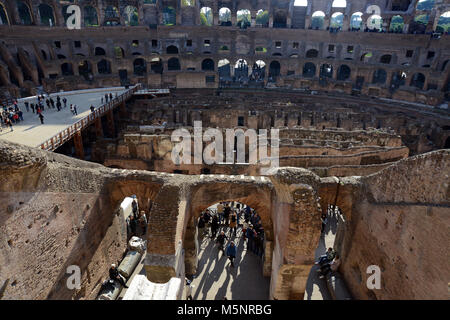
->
197;201;266;269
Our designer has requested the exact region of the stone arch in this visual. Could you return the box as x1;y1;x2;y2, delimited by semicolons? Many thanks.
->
219;7;231;26
124;5;139;26
94;47;106;56
372;68;387;84
337;64;351;81
332;0;347;8
61;62;73;76
201;58;214;71
436;11;450;33
78;60;92;80
234;59;249;78
0;2;10;25
306;49;319;58
311;11;325;30
150;57;163;74
218;59;231;78
331;12;344;29
294;0;308;5
168;57;180;71
97;59;111;74
166;45;179;54
303;62;316;78
256;9;269;27
389;15;404;32
409;13;428;33
38;3;55;26
269;60;281;79
410;72;425;89
320;63;333;78
252;60;266;80
237;9;251;29
133;58;147;76
391;0;412;11
350;12;363;30
16;1;33;25
104;6;120;26
380;54;392;64
114;46;124;59
200;7;213;26
273;10;287;28
84;6;99;27
367;14;383;31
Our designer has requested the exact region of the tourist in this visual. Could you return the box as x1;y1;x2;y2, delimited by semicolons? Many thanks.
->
197;215;206;239
30;103;35;113
101;97;104;104
6;118;13;131
316;247;336;266
255;229;264;257
138;210;147;235
56;100;61;111
246;225;254;251
229;210;237;237
18;109;23;121
216;231;228;253
217;202;224;224
210;214;219;238
73;105;77;115
109;264;128;288
225;241;237;267
223;203;231;226
24;101;29;112
318;254;341;279
105;94;108;103
242;219;249;241
38;112;44;124
70;104;74;114
321;212;328;233
109;93;113;101
132;198;138;218
128;215;137;237
46;98;50;109
63;97;67;108
90;105;95;113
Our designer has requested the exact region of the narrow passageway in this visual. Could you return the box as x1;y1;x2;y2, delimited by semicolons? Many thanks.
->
189;203;270;300
304;206;339;300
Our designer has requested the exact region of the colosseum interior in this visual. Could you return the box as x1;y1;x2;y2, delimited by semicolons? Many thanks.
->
0;0;449;301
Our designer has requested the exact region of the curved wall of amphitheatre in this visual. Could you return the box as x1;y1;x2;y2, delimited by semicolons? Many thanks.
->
0;1;449;105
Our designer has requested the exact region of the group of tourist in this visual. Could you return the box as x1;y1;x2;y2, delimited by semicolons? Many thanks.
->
100;92;117;105
197;201;266;269
126;198;148;239
0;101;23;132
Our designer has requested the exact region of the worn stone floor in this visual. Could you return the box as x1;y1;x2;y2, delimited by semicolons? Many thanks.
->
0;87;126;147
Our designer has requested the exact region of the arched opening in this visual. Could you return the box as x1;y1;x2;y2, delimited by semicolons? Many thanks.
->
84;6;99;27
219;7;231;26
237;9;251;29
350;12;363;30
332;0;347;7
124;5;139;26
372;69;387;84
330;12;344;30
150;57;163;74
367;15;383;31
361;52;373;62
417;0;434;11
104;6;120;26
380;54;392;64
256;9;269;27
292;1;307;29
163;6;176;25
389;15;404;33
97;59;111;74
200;7;213;26
234;59;249;79
390;71;407;90
303;62;316;78
306;49;319;58
410;73;425;89
133;58;147;76
61;63;73;76
294;0;308;5
202;58;214;71
409;14;428;34
78;60;92;80
17;1;33;25
39;4;55;26
436;11;450;33
166;45;179;54
337;65;351;81
0;2;9;25
95;47;106;56
189;201;269;299
168;57;180;71
250;60;266;83
320;63;333;78
114;47;124;59
273;10;287;28
218;59;231;82
311;11;325;30
268;61;281;81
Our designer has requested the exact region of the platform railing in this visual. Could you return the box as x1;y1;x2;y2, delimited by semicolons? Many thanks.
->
39;84;141;151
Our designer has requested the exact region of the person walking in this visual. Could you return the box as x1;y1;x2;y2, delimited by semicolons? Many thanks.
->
63;97;67;108
73;105;77;115
216;231;228;254
210;214;219;239
24;101;29;112
38;112;44;124
226;241;237;268
229;210;237;237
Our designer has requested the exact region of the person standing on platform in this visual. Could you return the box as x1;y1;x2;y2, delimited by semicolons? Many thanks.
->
38;112;44;124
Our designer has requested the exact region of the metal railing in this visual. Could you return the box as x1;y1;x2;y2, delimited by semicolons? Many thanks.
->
39;84;141;151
